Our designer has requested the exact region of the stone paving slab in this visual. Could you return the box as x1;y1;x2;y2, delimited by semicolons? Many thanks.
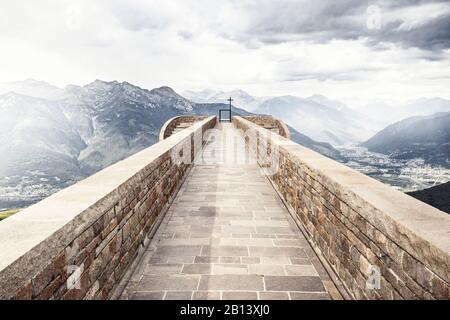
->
264;276;325;292
199;275;264;291
120;123;338;300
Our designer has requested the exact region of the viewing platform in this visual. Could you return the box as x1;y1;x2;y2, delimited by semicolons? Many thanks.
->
0;115;449;300
120;123;338;300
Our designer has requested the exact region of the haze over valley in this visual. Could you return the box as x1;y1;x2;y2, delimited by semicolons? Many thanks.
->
186;88;450;193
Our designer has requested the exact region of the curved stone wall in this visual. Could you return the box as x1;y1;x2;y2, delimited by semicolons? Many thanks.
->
242;115;290;139
233;116;450;300
0;116;216;300
159;115;209;141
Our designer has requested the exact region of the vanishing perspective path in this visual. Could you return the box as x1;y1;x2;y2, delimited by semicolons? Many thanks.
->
120;123;340;300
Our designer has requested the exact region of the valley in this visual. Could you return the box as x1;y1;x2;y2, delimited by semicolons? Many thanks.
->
338;146;450;192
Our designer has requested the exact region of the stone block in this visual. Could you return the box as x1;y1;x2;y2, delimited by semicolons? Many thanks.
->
145;264;183;275
213;264;247;275
137;275;200;291
249;246;306;257
219;256;241;264
31;251;65;297
182;264;213;275
285;265;318;276
131;291;164;300
201;246;248;257
264;276;325;292
155;245;202;257
248;264;284;276
289;292;331;300
198;275;263;291
222;291;257;300
165;291;193;300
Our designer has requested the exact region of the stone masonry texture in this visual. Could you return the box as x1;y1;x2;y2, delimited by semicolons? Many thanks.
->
120;123;337;300
233;116;450;300
0;117;216;300
1;115;449;300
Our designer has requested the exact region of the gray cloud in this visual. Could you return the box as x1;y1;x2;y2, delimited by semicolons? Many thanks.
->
1;0;449;105
376;14;450;51
283;67;383;82
178;30;194;40
109;2;174;32
104;0;450;52
221;0;450;51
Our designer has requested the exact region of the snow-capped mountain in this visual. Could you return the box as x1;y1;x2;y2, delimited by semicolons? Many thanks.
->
401;98;450;118
61;80;199;174
0;79;65;100
182;89;220;103
190;89;450;147
0;80;234;209
253;95;379;145
208;90;257;107
184;89;382;145
306;94;350;112
183;89;263;111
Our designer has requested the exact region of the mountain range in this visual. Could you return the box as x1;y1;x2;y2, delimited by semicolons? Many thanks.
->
358;98;450;125
0;80;233;208
185;89;450;147
0;79;340;209
361;112;450;168
2;80;449;210
185;89;381;145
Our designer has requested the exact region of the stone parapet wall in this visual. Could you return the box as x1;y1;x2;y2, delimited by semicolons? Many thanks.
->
233;116;450;300
243;115;290;139
159;115;209;141
0;116;216;300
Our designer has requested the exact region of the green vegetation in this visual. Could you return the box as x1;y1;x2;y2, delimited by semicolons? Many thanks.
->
0;209;20;221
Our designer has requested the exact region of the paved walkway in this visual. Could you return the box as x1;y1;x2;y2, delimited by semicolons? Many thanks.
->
120;123;339;300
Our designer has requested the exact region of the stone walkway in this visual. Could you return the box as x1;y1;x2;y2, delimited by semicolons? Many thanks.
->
120;123;339;300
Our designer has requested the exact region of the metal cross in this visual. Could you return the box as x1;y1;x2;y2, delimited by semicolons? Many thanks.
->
227;97;233;110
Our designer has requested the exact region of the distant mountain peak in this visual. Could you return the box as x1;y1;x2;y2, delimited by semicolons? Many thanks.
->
152;86;191;101
92;79;118;84
84;79;117;90
227;88;252;96
18;78;53;86
84;79;146;95
0;79;64;101
0;91;29;99
362;111;450;168
308;94;327;100
152;86;177;94
182;88;256;108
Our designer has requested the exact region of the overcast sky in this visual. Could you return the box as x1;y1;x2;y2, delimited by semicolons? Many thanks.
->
0;0;449;106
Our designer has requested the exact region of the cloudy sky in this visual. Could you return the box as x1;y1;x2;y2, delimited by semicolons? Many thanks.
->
0;0;450;106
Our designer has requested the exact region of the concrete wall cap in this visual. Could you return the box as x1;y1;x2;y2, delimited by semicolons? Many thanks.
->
0;116;215;273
